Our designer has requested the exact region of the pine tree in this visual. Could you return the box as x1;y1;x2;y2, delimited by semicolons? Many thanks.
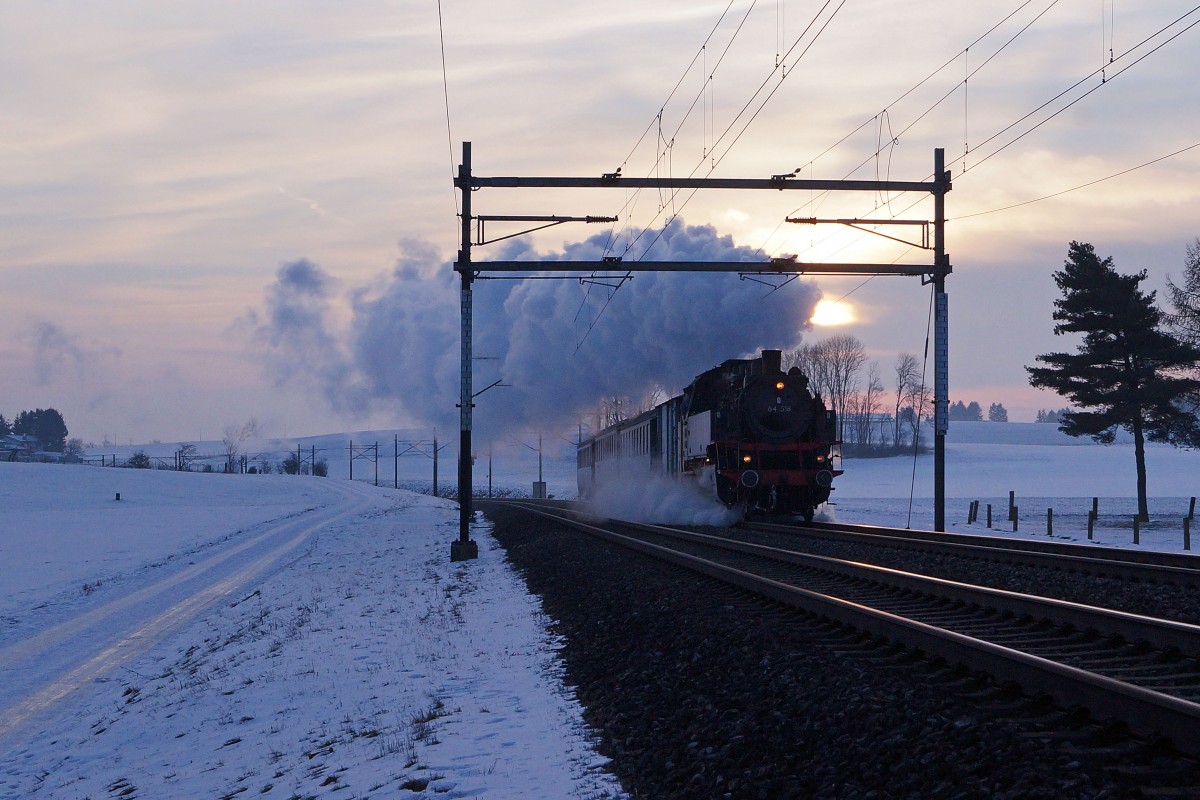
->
1166;238;1200;348
10;408;68;452
988;403;1008;422
1166;239;1200;421
1027;242;1200;520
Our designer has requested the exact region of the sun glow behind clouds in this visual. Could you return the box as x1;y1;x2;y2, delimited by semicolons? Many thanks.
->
810;299;854;326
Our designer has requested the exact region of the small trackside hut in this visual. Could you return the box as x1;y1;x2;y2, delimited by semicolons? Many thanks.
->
578;350;841;522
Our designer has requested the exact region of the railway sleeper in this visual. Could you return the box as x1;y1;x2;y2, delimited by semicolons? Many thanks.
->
1091;663;1196;678
1056;652;1166;671
951;630;1076;649
908;614;1010;631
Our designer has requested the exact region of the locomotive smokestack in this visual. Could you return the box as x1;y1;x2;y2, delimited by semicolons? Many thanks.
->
762;349;782;375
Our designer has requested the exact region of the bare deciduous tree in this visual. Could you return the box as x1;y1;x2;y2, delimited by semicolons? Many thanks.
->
820;335;867;441
221;419;260;473
892;353;920;447
848;362;884;448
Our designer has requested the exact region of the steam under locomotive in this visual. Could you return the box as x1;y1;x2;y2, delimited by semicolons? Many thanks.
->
577;349;842;521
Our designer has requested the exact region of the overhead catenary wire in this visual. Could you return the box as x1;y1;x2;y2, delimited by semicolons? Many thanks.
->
577;0;845;350
582;2;1197;352
770;2;1198;266
622;0;849;262
437;0;458;215
600;0;761;259
953;140;1200;220
579;0;760;340
756;0;1059;258
956;6;1200;177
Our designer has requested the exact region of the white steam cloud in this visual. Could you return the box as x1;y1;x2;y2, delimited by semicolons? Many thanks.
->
590;463;741;527
252;220;821;443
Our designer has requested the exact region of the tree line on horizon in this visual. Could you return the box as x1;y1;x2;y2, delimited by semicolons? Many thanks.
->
0;408;70;454
1027;239;1200;521
947;400;1010;422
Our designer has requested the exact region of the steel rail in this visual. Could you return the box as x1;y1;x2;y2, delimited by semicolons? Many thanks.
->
744;519;1200;587
616;518;1200;657
495;502;1200;752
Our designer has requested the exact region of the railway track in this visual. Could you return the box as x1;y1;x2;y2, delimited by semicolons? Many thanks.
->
496;500;1200;753
741;519;1200;587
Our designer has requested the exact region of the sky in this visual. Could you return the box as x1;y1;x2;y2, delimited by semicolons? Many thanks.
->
3;1;1200;445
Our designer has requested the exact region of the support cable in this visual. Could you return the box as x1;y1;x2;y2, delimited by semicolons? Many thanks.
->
907;284;936;529
624;0;847;262
758;0;1057;257
958;7;1200;177
769;4;1196;265
601;0;760;259
953;140;1200;220
578;0;840;349
436;0;458;215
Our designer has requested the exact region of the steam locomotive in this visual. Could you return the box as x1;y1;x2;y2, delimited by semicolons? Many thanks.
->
577;350;842;521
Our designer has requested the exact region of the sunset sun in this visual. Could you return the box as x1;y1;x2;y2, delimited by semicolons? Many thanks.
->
810;299;855;326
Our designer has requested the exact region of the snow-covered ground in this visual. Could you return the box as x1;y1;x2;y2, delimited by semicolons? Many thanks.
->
2;421;1200;798
0;463;623;799
831;423;1200;552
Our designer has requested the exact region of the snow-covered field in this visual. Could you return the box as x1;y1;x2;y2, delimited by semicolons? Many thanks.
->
0;464;623;799
831;435;1200;552
3;421;1200;798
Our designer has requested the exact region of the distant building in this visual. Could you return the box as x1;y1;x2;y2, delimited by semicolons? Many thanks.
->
1;434;39;461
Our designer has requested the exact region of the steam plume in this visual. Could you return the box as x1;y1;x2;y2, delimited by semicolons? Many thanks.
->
253;220;821;443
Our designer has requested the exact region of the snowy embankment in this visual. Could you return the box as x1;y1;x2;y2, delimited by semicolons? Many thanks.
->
831;423;1200;552
0;463;624;799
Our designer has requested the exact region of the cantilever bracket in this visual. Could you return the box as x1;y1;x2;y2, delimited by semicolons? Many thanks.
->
475;214;618;246
786;217;932;250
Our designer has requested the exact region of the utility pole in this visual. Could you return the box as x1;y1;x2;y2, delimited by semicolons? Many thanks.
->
452;142;479;561
933;148;950;533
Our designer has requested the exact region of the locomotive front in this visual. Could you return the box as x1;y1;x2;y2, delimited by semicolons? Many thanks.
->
684;350;841;521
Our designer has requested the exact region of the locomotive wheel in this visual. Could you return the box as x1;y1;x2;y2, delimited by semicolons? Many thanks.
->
802;507;815;524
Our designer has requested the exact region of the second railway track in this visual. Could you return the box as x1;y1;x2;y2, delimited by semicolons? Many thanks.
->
500;500;1200;754
745;518;1200;584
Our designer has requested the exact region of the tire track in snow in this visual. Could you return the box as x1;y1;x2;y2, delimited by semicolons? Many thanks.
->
0;479;380;744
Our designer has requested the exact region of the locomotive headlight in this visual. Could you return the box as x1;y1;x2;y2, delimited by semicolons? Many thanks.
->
775;381;785;390
742;455;752;463
816;454;825;463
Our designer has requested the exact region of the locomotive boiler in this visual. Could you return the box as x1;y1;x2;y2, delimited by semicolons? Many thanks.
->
577;349;841;521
